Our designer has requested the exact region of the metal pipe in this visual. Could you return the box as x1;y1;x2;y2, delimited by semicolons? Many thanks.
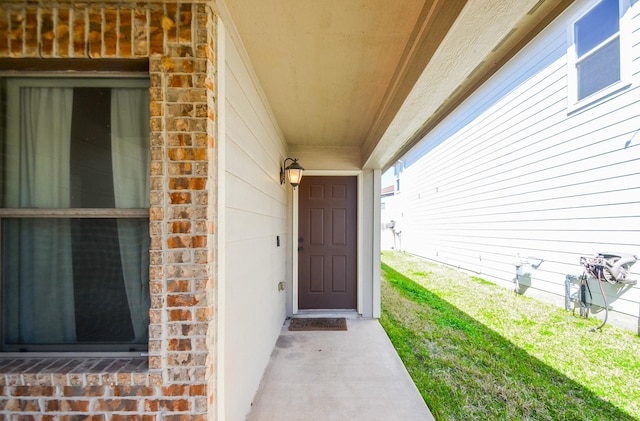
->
564;274;577;311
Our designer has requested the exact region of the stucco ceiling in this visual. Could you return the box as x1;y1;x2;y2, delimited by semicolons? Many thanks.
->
222;0;573;169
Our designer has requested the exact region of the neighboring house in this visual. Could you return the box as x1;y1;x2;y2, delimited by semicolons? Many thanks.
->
0;0;581;420
380;184;395;250
398;0;640;332
381;162;405;251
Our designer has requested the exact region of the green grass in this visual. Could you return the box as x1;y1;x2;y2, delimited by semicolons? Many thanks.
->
380;251;640;421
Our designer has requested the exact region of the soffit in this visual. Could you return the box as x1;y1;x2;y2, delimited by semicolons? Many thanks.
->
223;0;573;169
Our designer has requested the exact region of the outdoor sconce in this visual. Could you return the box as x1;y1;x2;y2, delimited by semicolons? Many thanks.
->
280;158;304;189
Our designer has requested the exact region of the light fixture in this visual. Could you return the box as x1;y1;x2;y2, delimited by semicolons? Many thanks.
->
280;158;304;189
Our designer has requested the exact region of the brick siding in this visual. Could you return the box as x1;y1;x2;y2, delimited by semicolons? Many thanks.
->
0;1;217;419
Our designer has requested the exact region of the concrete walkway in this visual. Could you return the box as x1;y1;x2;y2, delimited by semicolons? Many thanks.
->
246;317;435;421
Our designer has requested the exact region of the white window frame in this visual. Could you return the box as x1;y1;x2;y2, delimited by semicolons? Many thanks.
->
0;76;151;354
566;0;633;112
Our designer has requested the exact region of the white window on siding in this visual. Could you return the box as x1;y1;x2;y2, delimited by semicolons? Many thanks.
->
0;78;151;353
568;0;632;110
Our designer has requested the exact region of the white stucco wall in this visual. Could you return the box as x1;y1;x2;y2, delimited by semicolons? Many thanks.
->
399;0;640;332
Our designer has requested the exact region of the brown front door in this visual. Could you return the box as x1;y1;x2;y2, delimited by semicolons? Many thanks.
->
298;176;357;309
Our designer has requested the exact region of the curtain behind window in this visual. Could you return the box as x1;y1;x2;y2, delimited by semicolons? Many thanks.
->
111;88;151;342
4;87;76;344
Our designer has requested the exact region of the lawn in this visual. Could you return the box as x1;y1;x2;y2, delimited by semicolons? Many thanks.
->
380;251;640;421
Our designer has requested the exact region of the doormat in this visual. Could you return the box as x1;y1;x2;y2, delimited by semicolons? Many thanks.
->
288;317;347;331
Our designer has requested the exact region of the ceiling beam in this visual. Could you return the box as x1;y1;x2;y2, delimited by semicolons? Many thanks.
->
364;0;574;171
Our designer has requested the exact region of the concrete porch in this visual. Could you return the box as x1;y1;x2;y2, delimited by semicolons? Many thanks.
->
245;317;435;421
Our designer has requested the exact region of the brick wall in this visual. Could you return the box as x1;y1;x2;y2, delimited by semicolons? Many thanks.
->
0;2;217;419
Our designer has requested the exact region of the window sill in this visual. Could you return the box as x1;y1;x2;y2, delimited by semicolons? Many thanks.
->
567;80;631;114
0;355;154;386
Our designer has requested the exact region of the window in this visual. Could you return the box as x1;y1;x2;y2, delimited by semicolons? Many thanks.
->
0;78;151;352
568;0;630;109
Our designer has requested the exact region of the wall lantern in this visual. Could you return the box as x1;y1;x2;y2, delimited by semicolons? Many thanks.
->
280;158;304;189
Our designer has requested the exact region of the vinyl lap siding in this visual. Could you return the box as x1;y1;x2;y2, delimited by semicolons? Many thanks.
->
401;1;640;331
224;33;288;420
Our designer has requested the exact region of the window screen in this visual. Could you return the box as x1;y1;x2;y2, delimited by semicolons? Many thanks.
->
574;0;620;100
0;78;151;352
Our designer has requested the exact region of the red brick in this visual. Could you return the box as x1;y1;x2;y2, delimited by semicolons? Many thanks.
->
169;309;192;322
134;8;149;56
168;147;192;161
169;177;190;190
169;192;192;204
168;206;193;219
167;294;199;307
170;221;192;234
42;399;60;411
112;415;155;421
196;307;209;322
178;4;192;43
169;75;193;88
0;399;40;410
144;398;159;412
117;372;132;385
190;178;207;190
192;148;208;160
44;399;62;412
167;353;193;366
119;8;133;57
12;398;40;411
88;7;102;57
23;7;38;57
161;384;206;397
62;386;105;397
39;9;55;56
163;416;207;421
192;236;207;248
94;398;139;411
57;8;70;57
146;398;190;412
167;236;190;249
167;339;191;351
149;356;162;370
103;8;118;57
167;280;191;293
0;398;20;411
190;384;207;396
169;162;193;175
149;9;164;55
8;9;22;56
132;372;149;386
12;386;55;397
0;8;8;56
112;386;156;397
164;5;178;43
60;399;91;412
148;373;163;386
60;416;105;421
72;5;87;56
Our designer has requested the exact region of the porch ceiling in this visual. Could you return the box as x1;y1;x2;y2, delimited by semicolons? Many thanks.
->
223;0;573;169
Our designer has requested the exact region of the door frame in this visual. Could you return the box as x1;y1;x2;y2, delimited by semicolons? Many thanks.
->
292;170;363;315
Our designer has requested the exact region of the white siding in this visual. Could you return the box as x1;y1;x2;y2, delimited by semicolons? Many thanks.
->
223;26;289;421
401;0;640;332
